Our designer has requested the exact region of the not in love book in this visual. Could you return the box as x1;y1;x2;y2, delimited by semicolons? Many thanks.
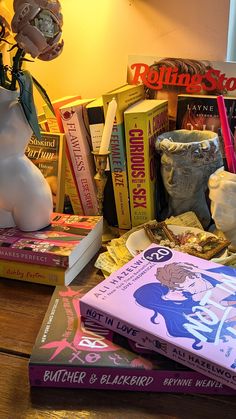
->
80;244;236;390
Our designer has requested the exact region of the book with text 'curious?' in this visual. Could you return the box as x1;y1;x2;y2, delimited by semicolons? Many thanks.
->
29;286;234;394
80;244;236;391
124;99;169;227
0;213;103;269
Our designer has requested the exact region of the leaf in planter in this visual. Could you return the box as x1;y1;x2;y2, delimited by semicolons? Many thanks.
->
16;70;41;140
32;75;55;116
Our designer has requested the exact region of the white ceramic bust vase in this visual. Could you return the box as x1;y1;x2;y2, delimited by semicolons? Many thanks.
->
0;86;53;231
208;167;236;248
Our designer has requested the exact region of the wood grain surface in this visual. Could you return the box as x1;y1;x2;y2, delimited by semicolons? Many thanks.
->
1;255;236;419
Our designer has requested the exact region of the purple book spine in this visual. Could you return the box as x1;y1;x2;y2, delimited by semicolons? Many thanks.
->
80;301;236;391
29;365;234;394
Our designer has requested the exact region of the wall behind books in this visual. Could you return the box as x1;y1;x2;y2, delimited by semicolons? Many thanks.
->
6;0;230;112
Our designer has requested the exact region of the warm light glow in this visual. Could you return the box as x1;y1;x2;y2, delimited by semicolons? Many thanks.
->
5;0;230;113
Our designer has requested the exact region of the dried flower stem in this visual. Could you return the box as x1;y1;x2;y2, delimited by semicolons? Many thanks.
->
10;46;25;90
0;53;6;87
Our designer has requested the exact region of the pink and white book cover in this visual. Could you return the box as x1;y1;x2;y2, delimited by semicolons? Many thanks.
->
60;99;99;216
0;213;102;268
80;244;236;390
29;286;234;393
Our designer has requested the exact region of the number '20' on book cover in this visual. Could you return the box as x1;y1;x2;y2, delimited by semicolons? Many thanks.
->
80;244;236;390
29;286;234;394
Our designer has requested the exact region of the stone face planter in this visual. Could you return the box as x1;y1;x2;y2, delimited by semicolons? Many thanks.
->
0;86;53;231
155;129;223;228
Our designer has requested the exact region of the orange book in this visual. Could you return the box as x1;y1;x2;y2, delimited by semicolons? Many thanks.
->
43;95;81;133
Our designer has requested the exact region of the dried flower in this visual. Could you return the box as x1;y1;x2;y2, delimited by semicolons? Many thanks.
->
0;1;64;139
11;0;63;60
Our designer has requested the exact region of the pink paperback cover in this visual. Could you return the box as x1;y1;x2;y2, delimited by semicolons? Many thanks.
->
80;244;236;390
29;286;234;394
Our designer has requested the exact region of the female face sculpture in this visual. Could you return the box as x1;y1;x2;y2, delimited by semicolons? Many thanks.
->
208;168;236;246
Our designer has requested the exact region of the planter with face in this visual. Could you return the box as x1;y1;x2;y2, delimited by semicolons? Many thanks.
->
155;129;223;228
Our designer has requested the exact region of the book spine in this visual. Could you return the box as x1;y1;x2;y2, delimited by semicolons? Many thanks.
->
60;105;99;216
44;105;84;214
55;134;66;213
109;119;131;229
0;248;67;268
125;103;168;226
103;86;145;229
80;301;236;391
87;102;110;171
64;146;84;214
87;104;105;152
37;112;49;132
0;262;65;285
28;364;234;394
44;110;61;133
125;114;151;226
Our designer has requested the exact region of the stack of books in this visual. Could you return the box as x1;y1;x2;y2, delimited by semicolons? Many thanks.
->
29;244;236;394
78;244;236;392
29;285;234;394
0;213;103;286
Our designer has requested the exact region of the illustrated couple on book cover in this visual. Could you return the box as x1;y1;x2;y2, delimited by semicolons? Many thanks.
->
134;253;236;353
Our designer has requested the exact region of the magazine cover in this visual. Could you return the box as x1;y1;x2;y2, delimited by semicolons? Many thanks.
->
127;56;236;129
80;244;236;390
29;286;234;394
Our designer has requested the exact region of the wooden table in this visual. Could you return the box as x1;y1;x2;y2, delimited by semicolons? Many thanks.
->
1;256;236;419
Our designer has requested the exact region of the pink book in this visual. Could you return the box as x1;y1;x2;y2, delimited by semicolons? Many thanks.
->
60;99;99;216
0;213;102;268
80;244;236;390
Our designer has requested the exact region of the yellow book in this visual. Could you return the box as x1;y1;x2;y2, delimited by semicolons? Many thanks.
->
37;112;49;131
102;84;145;229
25;132;66;213
124;99;168;226
0;239;101;286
